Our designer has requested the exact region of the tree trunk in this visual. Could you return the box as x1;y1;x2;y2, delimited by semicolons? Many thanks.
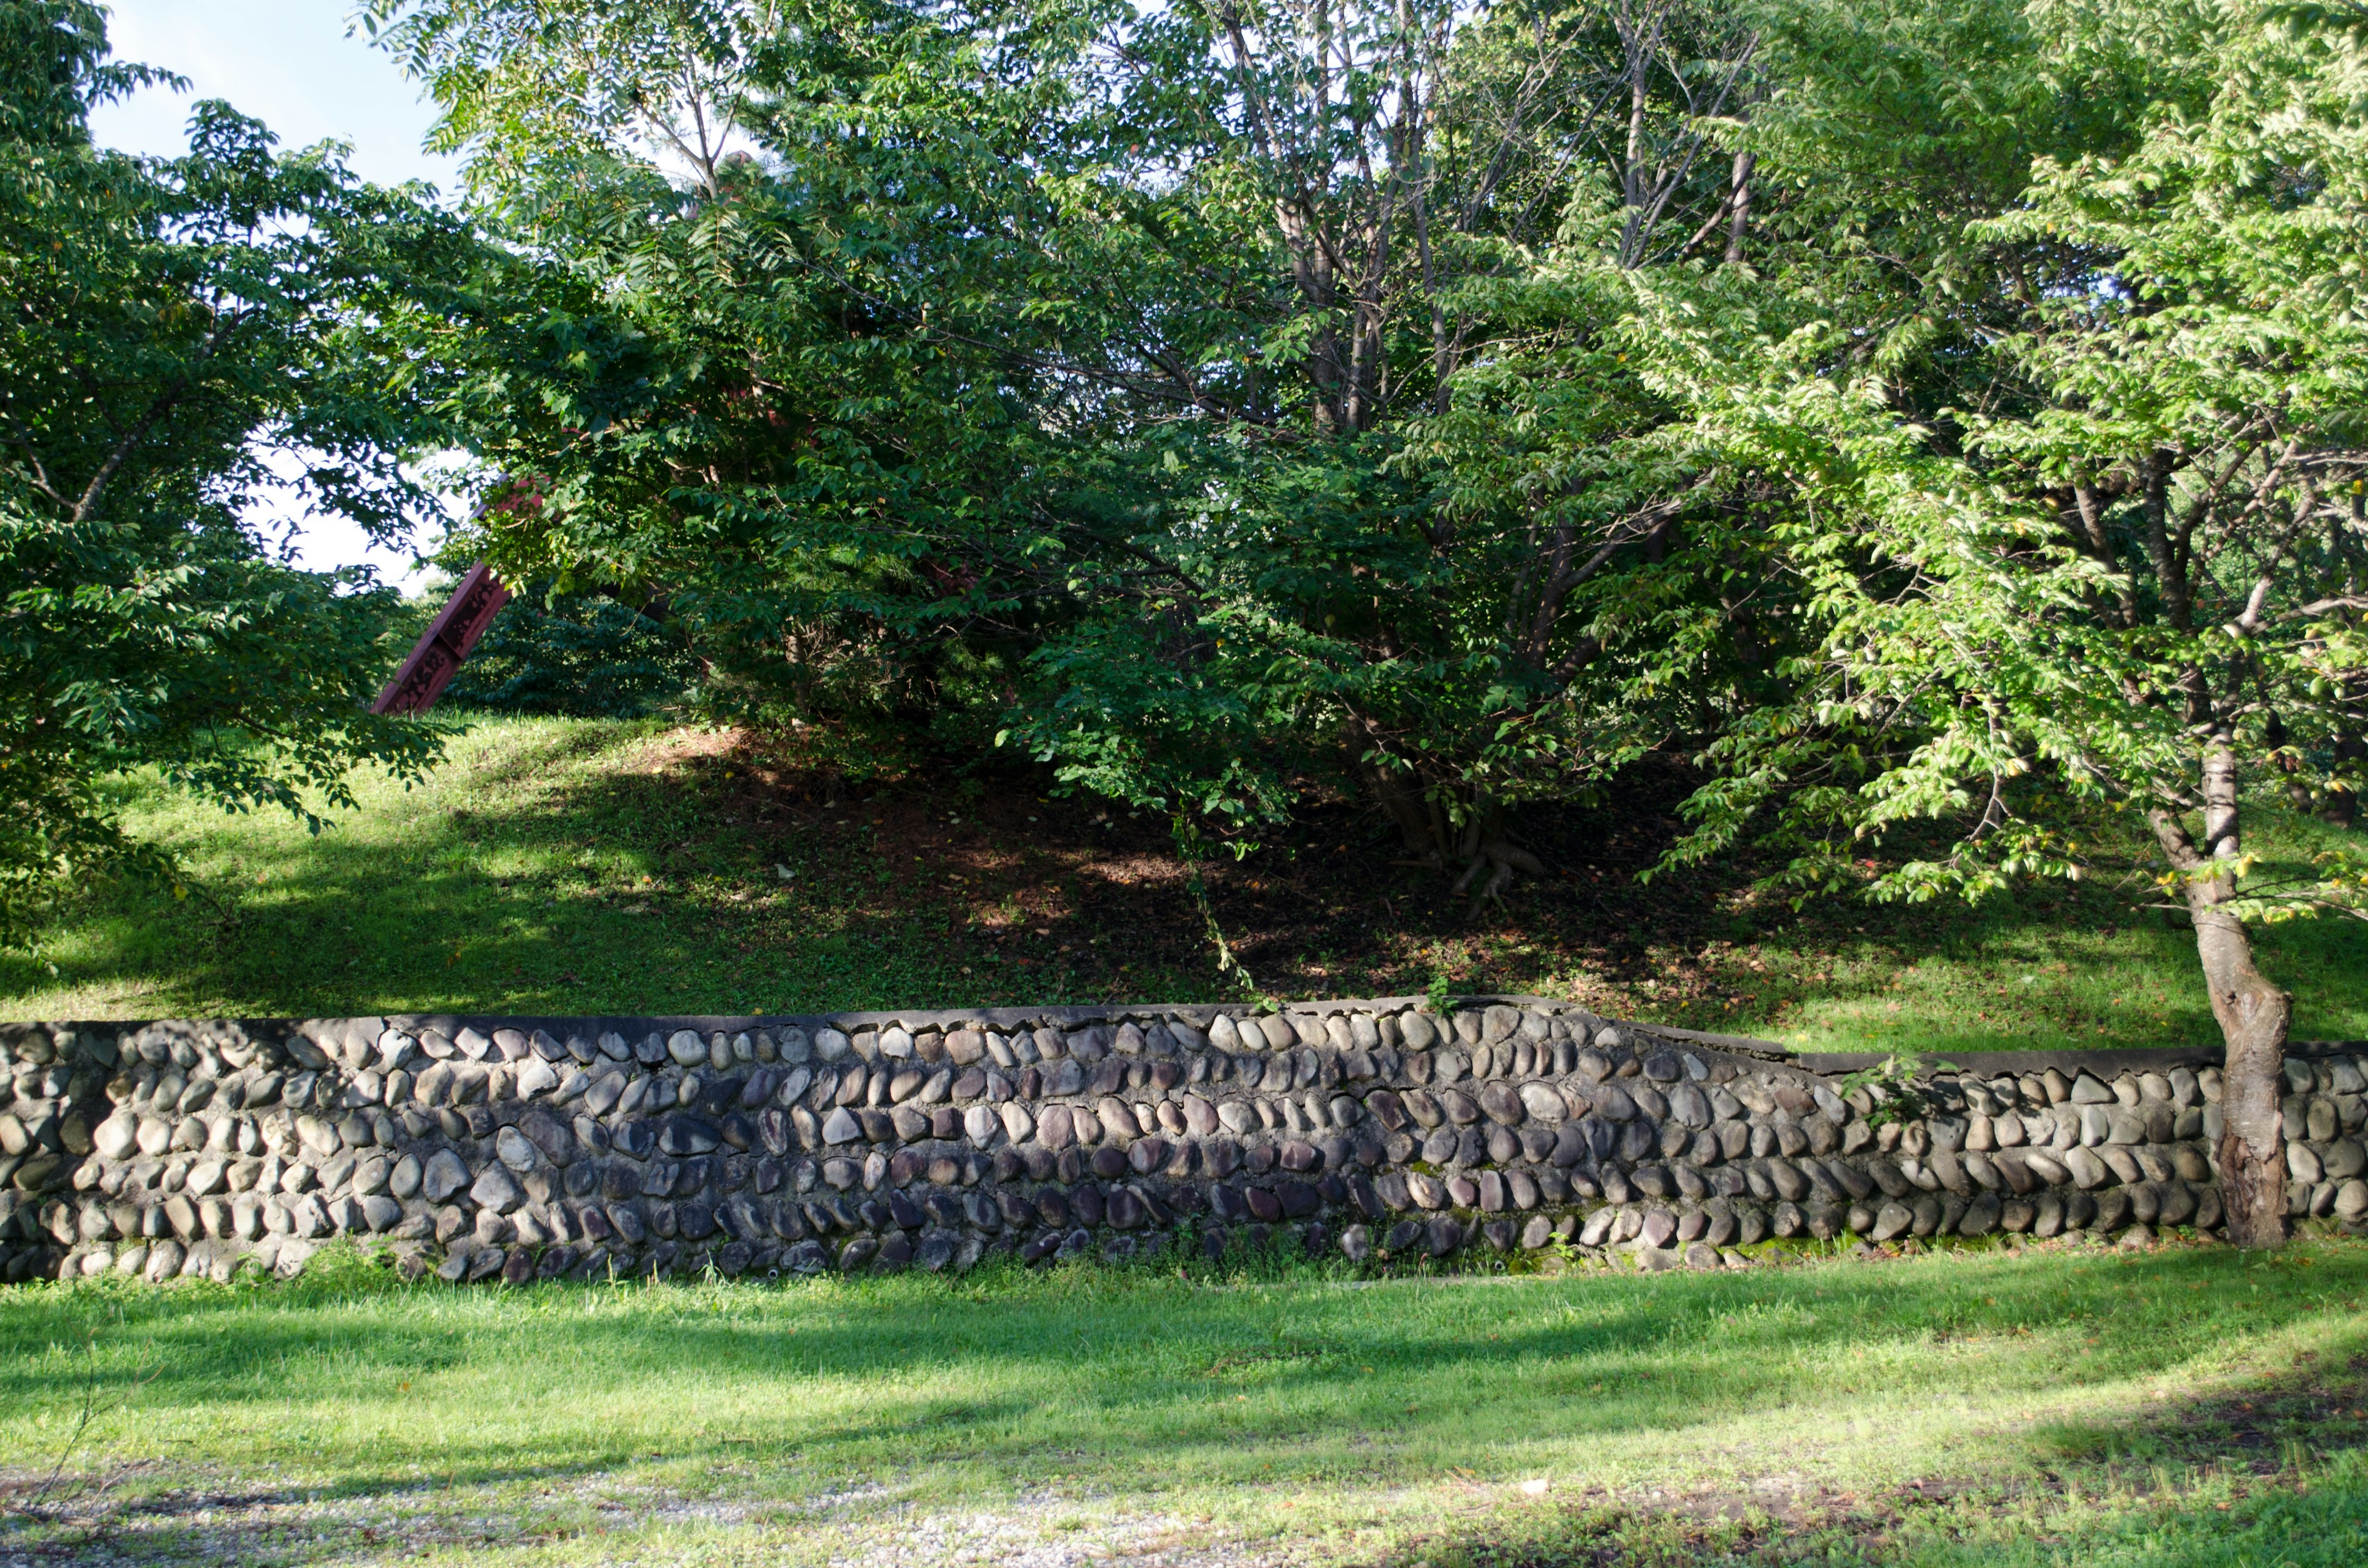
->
2199;903;2290;1247
1723;150;1753;265
1352;742;1548;911
1359;750;1447;860
2149;739;2290;1249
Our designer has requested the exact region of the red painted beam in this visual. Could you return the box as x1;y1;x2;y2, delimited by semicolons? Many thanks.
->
371;561;514;715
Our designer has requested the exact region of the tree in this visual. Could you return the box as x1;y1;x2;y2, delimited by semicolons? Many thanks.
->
372;0;1778;901
0;1;475;943
1635;0;2368;1247
370;2;2364;1250
1011;0;1772;897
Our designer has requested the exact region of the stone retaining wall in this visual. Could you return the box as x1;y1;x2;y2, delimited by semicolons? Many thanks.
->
3;999;2364;1285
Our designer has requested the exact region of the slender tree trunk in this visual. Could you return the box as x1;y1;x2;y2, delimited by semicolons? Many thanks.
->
1723;150;1753;264
2148;739;2289;1249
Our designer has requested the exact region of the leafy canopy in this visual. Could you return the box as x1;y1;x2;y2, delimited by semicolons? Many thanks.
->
0;0;480;943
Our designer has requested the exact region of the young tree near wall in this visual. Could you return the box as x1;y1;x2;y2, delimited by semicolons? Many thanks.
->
1640;2;2368;1248
0;1;476;944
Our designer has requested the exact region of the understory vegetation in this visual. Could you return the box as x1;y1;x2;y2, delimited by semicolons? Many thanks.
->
8;2;2368;1562
7;0;2368;1262
7;714;2366;1054
0;1234;2361;1566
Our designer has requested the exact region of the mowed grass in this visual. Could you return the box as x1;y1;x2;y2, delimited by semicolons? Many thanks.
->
4;711;2366;1054
0;1237;2362;1566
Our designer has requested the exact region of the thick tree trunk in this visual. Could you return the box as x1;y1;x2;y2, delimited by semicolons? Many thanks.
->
1352;743;1547;911
1360;753;1447;861
2199;904;2290;1247
2149;740;2290;1249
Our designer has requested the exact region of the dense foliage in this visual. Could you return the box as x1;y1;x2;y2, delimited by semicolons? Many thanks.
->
355;0;2368;1242
1627;0;2368;1240
6;0;2364;1241
367;0;1780;887
439;578;697;716
0;0;477;943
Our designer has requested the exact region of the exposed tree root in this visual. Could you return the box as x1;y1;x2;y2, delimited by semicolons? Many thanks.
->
1450;837;1548;918
1357;755;1552;918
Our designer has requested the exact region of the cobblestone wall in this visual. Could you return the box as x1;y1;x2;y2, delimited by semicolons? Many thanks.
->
2;999;2362;1284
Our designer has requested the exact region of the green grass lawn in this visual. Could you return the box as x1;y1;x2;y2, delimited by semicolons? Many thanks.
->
9;726;2362;1568
0;1235;2361;1566
6;712;2366;1056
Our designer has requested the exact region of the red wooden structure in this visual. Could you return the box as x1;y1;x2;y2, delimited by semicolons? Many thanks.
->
371;561;514;715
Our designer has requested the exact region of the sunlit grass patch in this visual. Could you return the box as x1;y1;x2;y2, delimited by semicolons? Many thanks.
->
0;1236;2361;1565
6;713;2365;1058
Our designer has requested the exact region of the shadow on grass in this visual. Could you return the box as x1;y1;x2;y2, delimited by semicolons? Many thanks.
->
0;1243;2364;1565
0;717;1083;1018
1368;1364;2368;1568
1341;1250;2368;1567
1359;1463;2368;1568
9;715;2367;1048
0;1460;662;1568
1;1243;2363;1479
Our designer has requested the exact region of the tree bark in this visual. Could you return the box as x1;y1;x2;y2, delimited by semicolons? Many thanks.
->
1359;749;1446;860
1722;150;1753;265
2200;903;2291;1249
2148;739;2289;1249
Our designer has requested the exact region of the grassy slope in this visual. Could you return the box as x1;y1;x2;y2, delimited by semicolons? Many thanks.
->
5;713;2366;1053
7;720;2361;1567
0;1238;2361;1566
